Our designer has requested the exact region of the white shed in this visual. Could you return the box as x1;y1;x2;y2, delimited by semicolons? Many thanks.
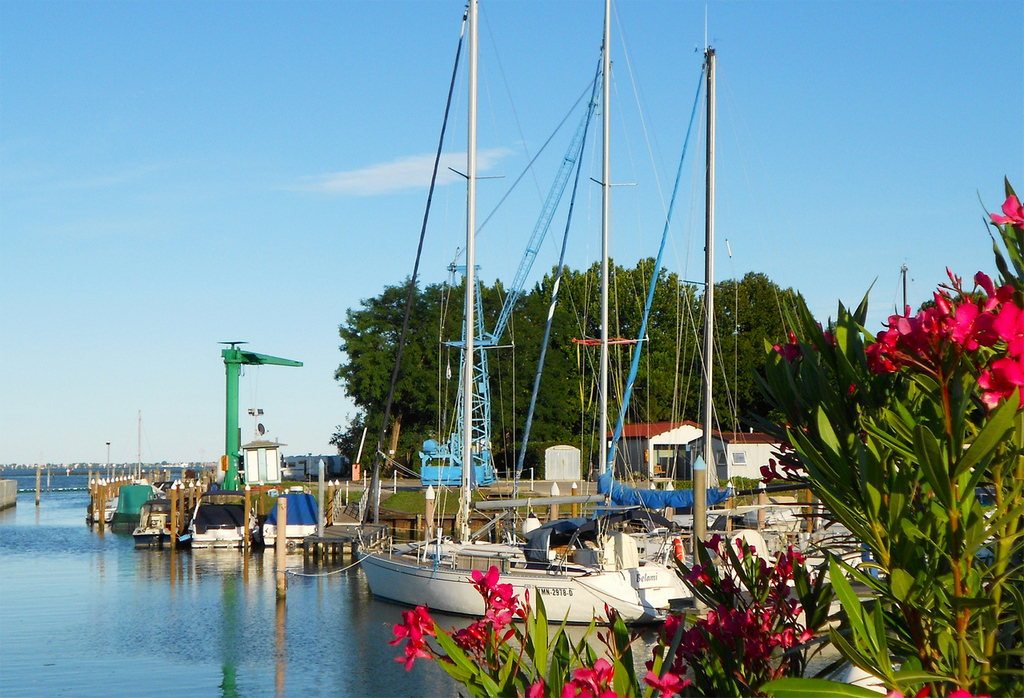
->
545;445;581;481
242;439;283;486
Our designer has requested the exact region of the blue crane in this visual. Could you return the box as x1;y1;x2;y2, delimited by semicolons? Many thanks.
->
420;80;600;488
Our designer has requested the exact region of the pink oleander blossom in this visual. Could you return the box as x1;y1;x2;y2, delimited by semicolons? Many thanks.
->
643;670;690;698
992;301;1024;357
390;605;436;670
978;355;1024;409
561;658;620;698
773;331;802;362
990;194;1024;227
526;682;546;698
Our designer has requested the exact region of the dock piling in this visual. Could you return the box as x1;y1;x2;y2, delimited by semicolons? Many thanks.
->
35;467;41;506
276;496;288;600
424;485;435;541
169;483;178;549
317;460;325;540
244;485;252;551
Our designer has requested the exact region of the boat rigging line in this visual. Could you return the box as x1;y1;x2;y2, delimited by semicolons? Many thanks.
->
364;10;468;525
512;57;602;497
605;64;706;474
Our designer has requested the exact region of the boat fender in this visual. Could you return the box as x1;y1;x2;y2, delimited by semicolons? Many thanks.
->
673;537;684;562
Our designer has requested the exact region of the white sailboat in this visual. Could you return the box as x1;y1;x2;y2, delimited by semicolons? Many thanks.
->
359;0;689;624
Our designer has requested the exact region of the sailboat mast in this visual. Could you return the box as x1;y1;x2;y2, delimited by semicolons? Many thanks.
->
901;263;908;312
137;410;141;480
695;47;715;550
460;0;478;542
598;0;611;477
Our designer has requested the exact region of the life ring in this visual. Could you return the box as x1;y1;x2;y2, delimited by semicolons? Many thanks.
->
673;537;684;561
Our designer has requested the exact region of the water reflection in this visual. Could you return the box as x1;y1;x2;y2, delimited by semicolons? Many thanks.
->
0;478;459;697
0;475;660;697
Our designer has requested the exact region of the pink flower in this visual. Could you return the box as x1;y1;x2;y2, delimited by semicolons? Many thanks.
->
704;533;723;553
991;195;1024;227
951;303;982;350
390;605;436;670
773;331;802;362
979;355;1024;409
992;302;1024;357
976;271;996;298
643;670;690;698
471;565;500;592
563;658;619;698
395;639;432;671
527;681;546;698
950;690;990;698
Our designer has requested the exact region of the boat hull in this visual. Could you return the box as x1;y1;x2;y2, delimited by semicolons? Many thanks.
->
360;547;685;625
132;527;172;548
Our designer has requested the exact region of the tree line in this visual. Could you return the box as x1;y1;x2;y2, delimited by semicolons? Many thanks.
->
332;259;798;476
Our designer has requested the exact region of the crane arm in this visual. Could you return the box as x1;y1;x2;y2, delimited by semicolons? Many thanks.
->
486;73;600;345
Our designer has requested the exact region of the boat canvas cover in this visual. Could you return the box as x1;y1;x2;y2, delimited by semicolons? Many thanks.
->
193;503;245;533
597;471;731;510
114;485;154;515
264;493;318;527
524;518;589;563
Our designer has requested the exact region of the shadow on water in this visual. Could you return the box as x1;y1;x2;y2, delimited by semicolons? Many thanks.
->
0;475;460;697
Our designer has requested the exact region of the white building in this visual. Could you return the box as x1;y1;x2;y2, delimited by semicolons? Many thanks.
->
608;421;780;484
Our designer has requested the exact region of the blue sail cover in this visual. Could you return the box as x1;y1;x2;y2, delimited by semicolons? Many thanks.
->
597;471;730;509
265;493;318;526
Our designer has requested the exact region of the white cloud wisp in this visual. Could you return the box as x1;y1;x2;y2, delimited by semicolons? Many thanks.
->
302;148;512;196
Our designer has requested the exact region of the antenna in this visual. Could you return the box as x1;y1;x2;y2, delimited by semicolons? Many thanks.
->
704;4;707;51
219;341;248;349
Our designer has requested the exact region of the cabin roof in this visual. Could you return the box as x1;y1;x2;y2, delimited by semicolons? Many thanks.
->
608;421;778;444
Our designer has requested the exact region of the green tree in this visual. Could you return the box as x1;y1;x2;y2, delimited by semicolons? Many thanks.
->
333;263;798;475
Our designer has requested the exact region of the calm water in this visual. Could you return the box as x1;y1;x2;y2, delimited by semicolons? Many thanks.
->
0;472;460;697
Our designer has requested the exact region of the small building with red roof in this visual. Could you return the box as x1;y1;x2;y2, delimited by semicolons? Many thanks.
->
608;420;779;483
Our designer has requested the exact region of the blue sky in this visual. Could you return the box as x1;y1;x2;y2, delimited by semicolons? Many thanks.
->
2;0;1021;466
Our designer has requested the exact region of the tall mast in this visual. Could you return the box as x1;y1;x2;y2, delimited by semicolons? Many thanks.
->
459;0;478;542
598;0;611;477
695;47;715;551
137;410;141;480
901;263;908;313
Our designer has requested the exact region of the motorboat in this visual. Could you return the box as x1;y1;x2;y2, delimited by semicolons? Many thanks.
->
262;491;318;549
132;497;171;548
183;490;255;549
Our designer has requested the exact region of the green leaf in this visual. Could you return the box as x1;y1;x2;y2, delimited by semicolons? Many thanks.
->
761;678;885;697
913;425;953;510
830;558;869;642
957;397;1015;477
891;568;913;602
817;407;842;454
434;630;480;677
891;669;950;684
950;596;996;611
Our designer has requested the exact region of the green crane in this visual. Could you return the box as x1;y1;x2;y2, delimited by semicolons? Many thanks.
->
220;343;302;490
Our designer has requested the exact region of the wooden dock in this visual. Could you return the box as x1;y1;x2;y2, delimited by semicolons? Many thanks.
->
301;522;387;561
